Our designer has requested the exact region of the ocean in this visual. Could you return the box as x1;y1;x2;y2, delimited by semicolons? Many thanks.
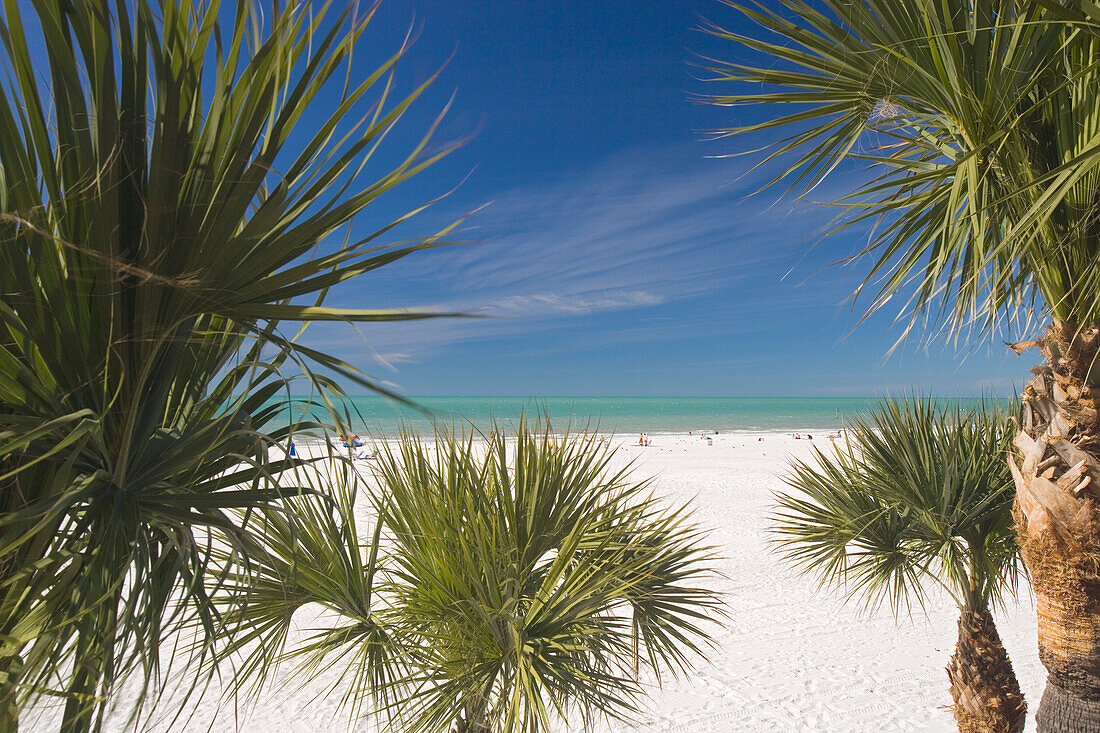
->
274;396;1010;438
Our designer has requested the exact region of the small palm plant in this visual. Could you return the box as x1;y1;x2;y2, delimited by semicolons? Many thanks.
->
773;398;1024;733
217;418;722;733
702;4;1100;724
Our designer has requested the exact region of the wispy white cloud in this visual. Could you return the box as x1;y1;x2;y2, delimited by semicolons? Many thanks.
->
420;149;813;298
310;146;865;371
492;290;665;316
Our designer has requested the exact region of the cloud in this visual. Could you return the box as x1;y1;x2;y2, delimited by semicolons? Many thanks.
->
309;145;868;371
426;150;802;298
492;290;665;316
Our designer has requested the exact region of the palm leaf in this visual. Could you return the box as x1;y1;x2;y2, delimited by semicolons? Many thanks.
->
774;397;1020;615
704;0;1100;337
0;1;466;729
217;418;723;733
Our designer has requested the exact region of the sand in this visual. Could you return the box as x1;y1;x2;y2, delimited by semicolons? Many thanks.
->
27;432;1045;732
595;434;1042;733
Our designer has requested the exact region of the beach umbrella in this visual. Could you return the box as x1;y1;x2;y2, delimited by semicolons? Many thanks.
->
703;1;1100;728
774;398;1023;733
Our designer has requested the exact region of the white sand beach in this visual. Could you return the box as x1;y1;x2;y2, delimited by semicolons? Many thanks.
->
32;432;1044;733
595;433;1043;733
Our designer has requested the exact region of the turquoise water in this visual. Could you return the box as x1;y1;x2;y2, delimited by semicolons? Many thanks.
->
275;396;1009;437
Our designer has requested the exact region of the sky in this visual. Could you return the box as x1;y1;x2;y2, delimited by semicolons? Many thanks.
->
293;0;1034;397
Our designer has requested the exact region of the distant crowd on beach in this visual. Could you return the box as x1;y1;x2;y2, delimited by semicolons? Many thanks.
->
792;430;844;440
630;430;846;446
305;429;847;458
635;430;725;447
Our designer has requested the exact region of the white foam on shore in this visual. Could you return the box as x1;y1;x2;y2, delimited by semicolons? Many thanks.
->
30;433;1043;732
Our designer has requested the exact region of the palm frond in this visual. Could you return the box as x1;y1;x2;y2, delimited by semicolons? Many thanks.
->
220;418;722;733
0;1;465;729
774;397;1019;615
704;0;1100;337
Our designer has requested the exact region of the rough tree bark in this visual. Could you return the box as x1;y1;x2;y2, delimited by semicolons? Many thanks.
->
1010;320;1100;733
947;605;1026;733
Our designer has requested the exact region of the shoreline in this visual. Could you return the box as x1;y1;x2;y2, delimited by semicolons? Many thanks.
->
290;427;850;448
267;396;999;441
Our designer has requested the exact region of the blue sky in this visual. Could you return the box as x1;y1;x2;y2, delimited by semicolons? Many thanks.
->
301;0;1033;397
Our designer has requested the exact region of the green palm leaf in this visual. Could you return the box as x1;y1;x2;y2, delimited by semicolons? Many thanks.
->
774;397;1019;614
218;418;723;733
0;1;466;730
704;0;1100;336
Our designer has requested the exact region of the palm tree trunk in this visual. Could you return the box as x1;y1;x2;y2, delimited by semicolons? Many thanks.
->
0;473;26;733
59;614;111;733
454;700;490;733
0;653;20;733
60;654;98;733
948;605;1026;733
1011;320;1100;732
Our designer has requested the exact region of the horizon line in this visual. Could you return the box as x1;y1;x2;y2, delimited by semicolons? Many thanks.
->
284;393;1017;399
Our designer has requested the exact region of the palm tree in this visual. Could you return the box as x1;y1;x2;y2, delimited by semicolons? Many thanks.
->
214;419;722;733
704;1;1100;728
775;398;1023;733
0;1;463;730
